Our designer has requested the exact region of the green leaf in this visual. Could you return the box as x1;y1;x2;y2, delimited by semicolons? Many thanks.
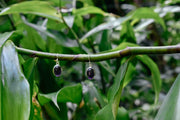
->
83;81;106;108
133;6;180;32
95;104;114;120
64;16;74;28
73;15;84;29
116;107;130;120
0;40;30;120
21;16;75;50
0;31;14;46
56;84;82;103
12;14;46;51
136;55;161;104
38;84;82;109
120;21;136;43
80;16;131;43
171;0;180;4
43;102;68;120
96;104;130;120
20;16;48;51
154;74;180;120
99;30;112;51
23;58;38;81
45;0;73;6
0;1;61;22
23;58;38;120
100;42;138;54
115;42;138;50
47;19;66;31
20;24;46;50
109;61;129;117
73;6;107;16
74;81;106;120
96;61;130;120
131;7;166;30
0;17;13;32
107;42;161;104
123;62;136;87
97;61;116;77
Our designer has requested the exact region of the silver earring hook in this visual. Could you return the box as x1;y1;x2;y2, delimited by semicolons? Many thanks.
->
53;53;62;77
88;54;92;67
87;54;95;79
56;54;59;65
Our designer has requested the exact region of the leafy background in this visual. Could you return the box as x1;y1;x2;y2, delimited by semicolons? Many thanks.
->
0;0;180;120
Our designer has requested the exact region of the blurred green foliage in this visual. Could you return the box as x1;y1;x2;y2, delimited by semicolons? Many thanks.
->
0;0;180;120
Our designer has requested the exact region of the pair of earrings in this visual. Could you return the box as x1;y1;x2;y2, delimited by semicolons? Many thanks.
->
53;57;95;79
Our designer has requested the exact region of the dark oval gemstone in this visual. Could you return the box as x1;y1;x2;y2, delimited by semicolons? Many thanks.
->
86;67;95;79
53;64;61;77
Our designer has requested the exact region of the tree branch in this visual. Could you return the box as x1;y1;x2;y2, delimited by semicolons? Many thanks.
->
16;44;180;62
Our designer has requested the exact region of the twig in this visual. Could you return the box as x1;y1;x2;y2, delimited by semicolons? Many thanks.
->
16;44;180;62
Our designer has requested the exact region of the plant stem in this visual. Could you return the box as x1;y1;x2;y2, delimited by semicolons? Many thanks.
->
16;44;180;62
59;0;83;51
58;0;85;80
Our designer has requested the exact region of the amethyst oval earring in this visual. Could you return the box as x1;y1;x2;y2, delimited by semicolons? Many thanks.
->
53;58;61;77
87;67;95;79
86;55;95;79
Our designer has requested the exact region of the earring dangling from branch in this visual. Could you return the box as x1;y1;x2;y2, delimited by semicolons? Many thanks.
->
53;56;62;77
86;55;95;79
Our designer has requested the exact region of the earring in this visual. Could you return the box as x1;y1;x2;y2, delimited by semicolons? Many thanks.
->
86;55;95;79
53;58;61;77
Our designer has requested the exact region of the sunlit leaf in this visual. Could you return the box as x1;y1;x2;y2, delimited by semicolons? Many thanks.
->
154;74;180;120
73;6;107;16
0;1;62;22
0;40;30;120
131;7;166;29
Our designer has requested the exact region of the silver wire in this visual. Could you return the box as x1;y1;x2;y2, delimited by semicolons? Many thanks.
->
88;54;92;67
